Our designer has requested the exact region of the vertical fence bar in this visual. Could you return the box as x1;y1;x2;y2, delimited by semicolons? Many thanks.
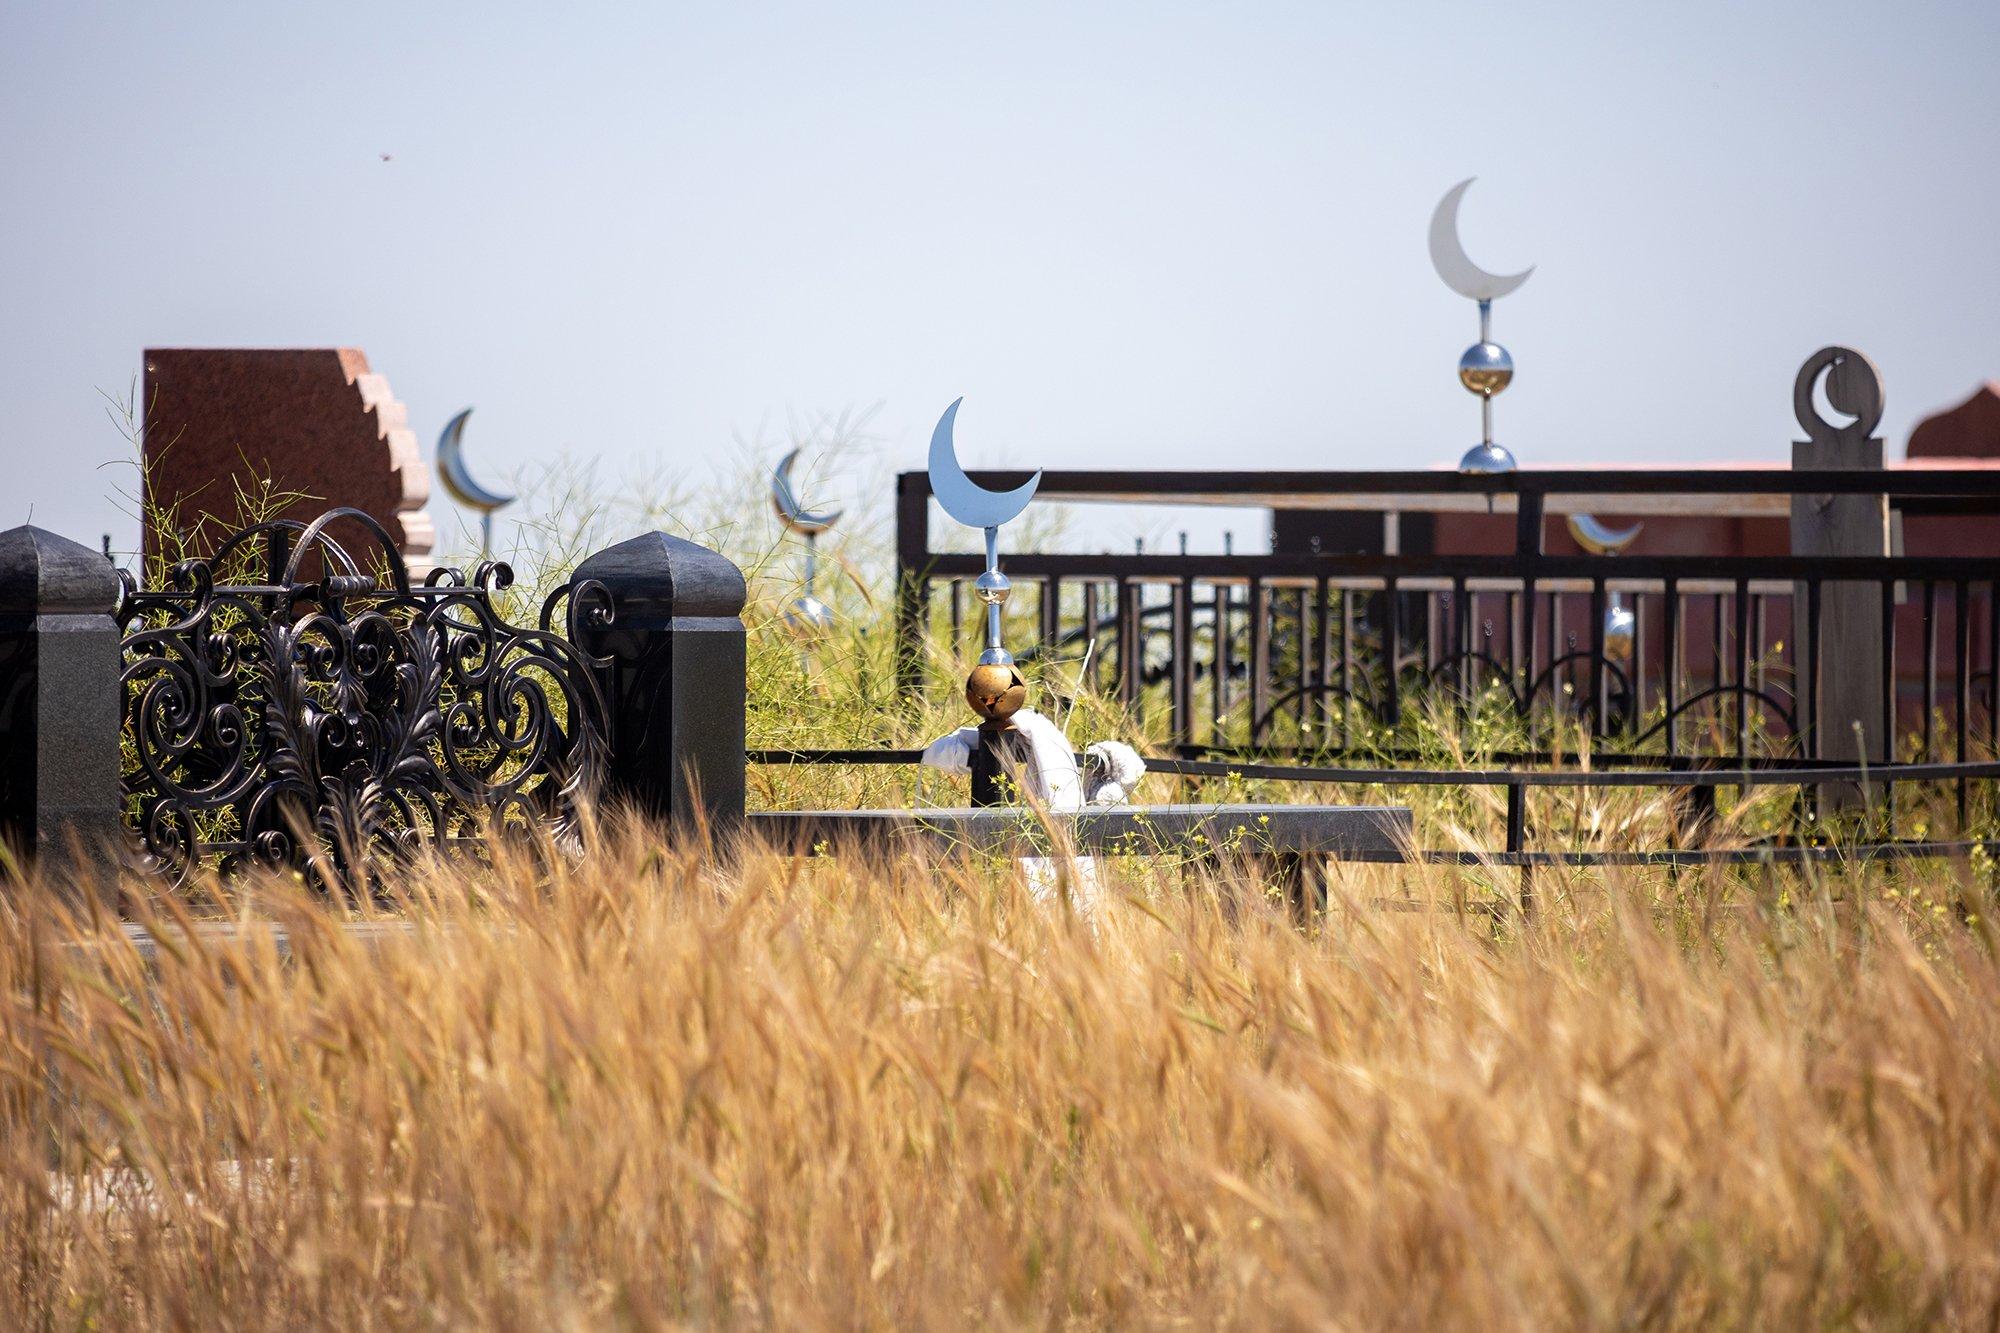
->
1117;578;1141;711
1171;578;1194;744
1805;580;1824;762
1989;580;1999;755
1956;579;1971;825
1880;579;1898;766
1383;577;1403;729
1340;589;1355;749
1734;578;1751;760
1081;580;1100;688
1313;576;1331;747
1922;580;1938;761
1752;594;1768;719
1250;579;1271;741
1212;583;1232;743
1507;780;1532;919
1663;579;1681;758
894;473;929;699
1589;579;1608;737
1295;589;1312;735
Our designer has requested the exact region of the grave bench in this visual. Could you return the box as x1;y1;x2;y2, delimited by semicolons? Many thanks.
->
747;803;1412;908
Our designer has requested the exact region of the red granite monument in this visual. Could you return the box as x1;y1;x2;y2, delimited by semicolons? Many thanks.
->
141;348;434;572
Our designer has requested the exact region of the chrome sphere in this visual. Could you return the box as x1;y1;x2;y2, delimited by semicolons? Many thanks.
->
784;593;834;634
1457;442;1518;474
1603;596;1636;663
1457;341;1515;397
974;568;1012;607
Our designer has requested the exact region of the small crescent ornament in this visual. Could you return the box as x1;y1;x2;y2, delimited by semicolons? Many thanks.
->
1566;514;1643;555
927;398;1041;531
435;408;516;512
771;448;843;536
1429;178;1534;303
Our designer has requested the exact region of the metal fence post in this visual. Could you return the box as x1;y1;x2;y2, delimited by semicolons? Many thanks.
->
0;526;123;883
1790;348;1889;798
573;532;747;837
894;472;929;701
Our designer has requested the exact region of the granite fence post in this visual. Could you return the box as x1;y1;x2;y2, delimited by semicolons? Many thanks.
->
573;532;748;837
0;526;123;885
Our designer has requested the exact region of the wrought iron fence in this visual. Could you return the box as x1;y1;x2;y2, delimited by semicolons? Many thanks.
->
113;509;612;884
897;470;2000;769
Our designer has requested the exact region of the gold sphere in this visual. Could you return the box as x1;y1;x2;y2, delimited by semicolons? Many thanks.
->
965;662;1027;723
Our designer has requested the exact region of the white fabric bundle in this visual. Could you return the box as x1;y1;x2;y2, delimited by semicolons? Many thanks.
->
918;711;1148;915
919;710;1143;811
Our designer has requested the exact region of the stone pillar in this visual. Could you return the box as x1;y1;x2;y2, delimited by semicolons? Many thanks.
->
0;527;123;884
1790;347;1891;773
573;533;747;836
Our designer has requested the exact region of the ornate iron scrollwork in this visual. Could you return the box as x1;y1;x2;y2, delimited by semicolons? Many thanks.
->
115;509;611;887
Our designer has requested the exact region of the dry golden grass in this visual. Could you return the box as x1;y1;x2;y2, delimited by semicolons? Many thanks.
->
7;825;2000;1329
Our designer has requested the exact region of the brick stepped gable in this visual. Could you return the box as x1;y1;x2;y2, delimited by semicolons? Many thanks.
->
142;348;434;575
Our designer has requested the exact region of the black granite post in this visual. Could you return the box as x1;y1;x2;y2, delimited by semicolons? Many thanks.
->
0;526;123;882
573;532;747;836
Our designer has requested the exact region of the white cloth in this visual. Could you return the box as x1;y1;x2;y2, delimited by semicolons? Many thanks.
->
1082;740;1146;806
918;715;1144;810
918;712;1149;916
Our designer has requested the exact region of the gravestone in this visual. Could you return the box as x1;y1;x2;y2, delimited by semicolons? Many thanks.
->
142;349;433;573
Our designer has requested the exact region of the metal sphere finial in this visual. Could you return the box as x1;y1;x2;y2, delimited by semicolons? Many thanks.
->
1457;442;1518;473
1433;179;1534;477
1458;342;1514;397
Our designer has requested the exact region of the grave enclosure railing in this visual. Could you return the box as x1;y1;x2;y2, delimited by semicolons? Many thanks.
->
0;516;750;890
112;510;614;885
896;469;2000;773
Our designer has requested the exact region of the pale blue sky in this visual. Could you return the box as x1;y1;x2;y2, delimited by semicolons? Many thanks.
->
4;1;1998;554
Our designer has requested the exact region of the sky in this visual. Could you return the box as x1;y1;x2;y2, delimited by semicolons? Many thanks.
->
3;0;1999;558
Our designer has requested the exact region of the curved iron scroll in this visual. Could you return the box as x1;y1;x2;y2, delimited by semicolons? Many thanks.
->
115;514;611;886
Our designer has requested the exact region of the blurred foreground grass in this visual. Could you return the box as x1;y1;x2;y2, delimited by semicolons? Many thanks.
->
9;826;2000;1325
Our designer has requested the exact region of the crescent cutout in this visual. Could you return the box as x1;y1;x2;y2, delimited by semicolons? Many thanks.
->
771;447;843;535
927;398;1041;531
1429;177;1534;302
436;408;516;512
1566;513;1643;555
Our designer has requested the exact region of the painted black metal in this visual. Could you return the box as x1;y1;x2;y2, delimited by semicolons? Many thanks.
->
114;511;611;886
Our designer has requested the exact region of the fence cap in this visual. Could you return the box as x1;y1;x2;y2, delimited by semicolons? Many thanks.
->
573;531;746;619
0;525;119;616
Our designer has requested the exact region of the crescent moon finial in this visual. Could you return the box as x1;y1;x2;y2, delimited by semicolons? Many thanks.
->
1429;177;1535;303
435;407;516;513
1566;514;1643;555
771;447;843;536
927;398;1041;531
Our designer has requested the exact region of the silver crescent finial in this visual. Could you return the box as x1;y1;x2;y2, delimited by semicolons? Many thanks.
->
771;447;843;536
436;408;516;512
1429;178;1534;303
927;398;1041;531
1566;514;1643;554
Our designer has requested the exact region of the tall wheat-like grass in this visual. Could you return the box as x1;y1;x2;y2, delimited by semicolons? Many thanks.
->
6;828;2000;1328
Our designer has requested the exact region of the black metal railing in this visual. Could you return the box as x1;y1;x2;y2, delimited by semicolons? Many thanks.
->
114;509;612;884
896;470;2000;768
